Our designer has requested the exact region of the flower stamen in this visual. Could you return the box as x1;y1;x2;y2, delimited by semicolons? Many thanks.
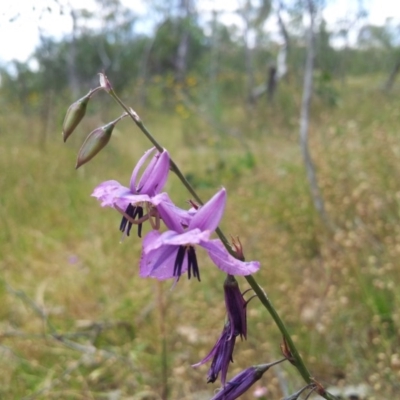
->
146;203;160;230
173;245;201;281
188;246;200;281
116;204;145;237
173;246;186;278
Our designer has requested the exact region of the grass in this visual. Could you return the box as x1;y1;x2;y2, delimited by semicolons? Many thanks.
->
1;74;400;399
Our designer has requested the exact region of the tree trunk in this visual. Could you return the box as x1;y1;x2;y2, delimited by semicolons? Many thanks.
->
244;15;255;106
299;0;335;231
384;55;400;92
175;29;190;83
175;0;193;83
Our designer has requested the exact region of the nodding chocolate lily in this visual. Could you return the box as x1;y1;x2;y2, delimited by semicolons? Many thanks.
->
224;275;247;340
192;321;236;386
92;147;173;238
210;359;286;400
140;188;260;281
193;277;250;385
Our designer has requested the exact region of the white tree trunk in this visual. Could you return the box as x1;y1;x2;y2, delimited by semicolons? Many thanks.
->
299;0;335;230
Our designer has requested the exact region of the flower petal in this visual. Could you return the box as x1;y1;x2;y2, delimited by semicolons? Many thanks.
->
92;180;129;207
192;322;236;385
153;193;193;229
129;148;155;193
140;231;183;279
129;148;170;196
139;149;170;195
92;180;152;209
189;188;226;231
201;239;260;276
143;229;211;253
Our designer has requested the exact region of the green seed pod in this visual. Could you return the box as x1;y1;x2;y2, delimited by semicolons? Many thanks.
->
75;121;115;169
62;94;91;142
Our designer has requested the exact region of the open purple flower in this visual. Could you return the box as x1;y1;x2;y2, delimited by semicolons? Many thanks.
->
192;322;236;386
140;188;260;281
92;147;170;237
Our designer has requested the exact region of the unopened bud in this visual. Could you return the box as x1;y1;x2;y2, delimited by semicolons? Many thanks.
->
62;93;91;142
99;72;112;92
75;113;127;169
75;121;115;169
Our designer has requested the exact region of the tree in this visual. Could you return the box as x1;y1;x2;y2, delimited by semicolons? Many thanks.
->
299;0;335;230
236;0;271;105
357;20;400;91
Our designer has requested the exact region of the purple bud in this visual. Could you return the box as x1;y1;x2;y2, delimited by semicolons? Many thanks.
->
62;93;91;142
193;322;236;386
210;360;286;400
210;366;262;400
224;275;247;340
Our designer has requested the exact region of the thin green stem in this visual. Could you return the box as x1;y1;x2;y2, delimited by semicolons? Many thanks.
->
107;88;338;400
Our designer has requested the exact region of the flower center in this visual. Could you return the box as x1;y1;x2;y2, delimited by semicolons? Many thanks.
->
173;245;200;281
119;204;144;237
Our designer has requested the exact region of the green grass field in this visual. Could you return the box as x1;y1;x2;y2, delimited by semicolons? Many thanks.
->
1;75;400;399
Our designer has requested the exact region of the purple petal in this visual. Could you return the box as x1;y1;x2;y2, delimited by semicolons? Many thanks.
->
139;149;170;195
152;192;193;228
224;276;247;340
92;180;152;209
192;336;221;367
143;229;211;253
210;367;258;400
189;188;226;231
112;193;152;209
192;323;236;385
156;197;193;233
140;231;183;279
92;180;130;207
201;239;260;276
129;148;170;196
129;148;155;193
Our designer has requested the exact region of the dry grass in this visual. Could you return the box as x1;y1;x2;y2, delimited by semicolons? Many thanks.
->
1;75;400;399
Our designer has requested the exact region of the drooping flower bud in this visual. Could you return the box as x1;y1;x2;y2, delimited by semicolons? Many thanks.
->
192;322;236;386
62;92;91;142
75;122;114;168
75;113;127;169
224;275;247;340
210;359;286;400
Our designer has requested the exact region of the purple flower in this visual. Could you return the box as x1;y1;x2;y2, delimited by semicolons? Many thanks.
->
210;360;285;400
192;322;236;386
140;188;260;281
92;148;170;237
210;366;263;400
224;275;247;340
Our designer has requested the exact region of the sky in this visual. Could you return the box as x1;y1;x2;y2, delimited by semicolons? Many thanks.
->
0;0;400;65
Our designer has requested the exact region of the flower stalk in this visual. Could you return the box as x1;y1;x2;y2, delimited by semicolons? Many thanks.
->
95;74;338;400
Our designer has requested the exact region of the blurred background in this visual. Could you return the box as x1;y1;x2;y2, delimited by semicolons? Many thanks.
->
1;0;400;399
